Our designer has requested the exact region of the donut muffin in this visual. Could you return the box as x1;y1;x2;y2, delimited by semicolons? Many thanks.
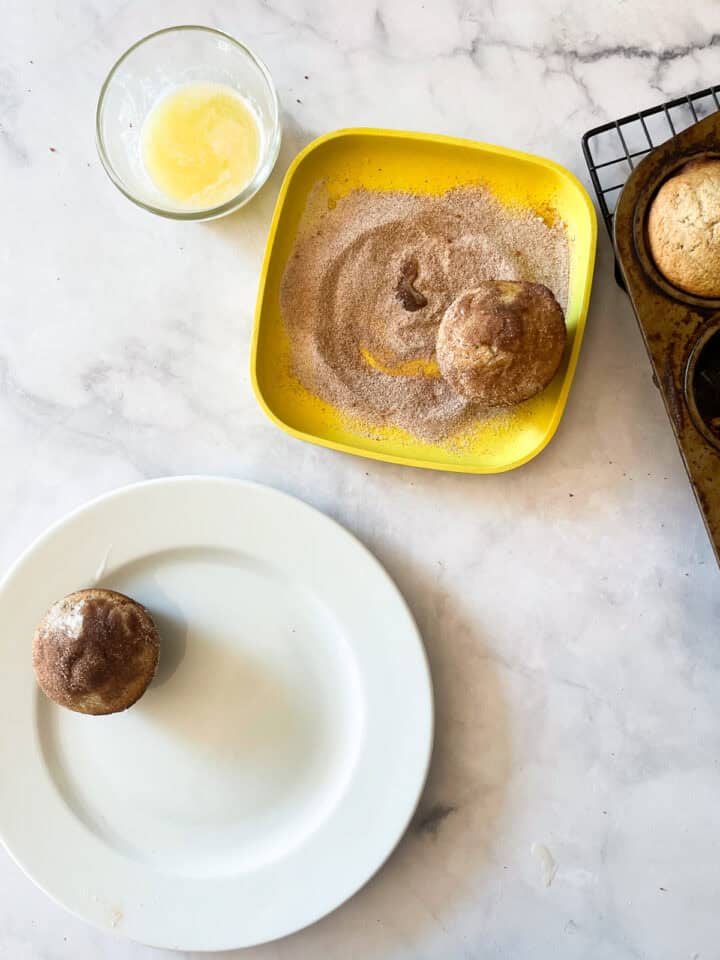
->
647;158;720;298
32;588;160;715
436;280;567;406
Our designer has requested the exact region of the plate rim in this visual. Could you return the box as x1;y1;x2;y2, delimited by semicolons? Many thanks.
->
0;476;434;950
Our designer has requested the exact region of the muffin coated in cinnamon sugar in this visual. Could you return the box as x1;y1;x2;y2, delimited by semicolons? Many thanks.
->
32;588;160;715
437;280;567;407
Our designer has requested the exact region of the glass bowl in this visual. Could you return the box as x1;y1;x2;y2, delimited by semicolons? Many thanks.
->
96;26;281;220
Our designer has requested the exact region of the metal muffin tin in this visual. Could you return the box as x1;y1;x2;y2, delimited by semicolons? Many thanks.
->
612;111;720;563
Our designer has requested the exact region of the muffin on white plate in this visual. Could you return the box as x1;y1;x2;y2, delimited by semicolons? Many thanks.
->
32;588;160;715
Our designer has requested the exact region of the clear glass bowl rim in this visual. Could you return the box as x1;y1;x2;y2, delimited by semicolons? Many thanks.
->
95;24;281;220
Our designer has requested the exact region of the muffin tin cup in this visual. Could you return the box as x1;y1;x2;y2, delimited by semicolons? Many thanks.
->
613;112;720;564
685;324;720;454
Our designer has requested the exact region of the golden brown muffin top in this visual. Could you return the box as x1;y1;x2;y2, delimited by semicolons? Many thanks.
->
647;158;720;299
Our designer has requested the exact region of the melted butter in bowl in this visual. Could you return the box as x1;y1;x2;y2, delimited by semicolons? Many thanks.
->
142;83;261;209
96;27;280;220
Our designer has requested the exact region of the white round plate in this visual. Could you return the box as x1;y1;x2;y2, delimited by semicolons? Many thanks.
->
0;477;432;951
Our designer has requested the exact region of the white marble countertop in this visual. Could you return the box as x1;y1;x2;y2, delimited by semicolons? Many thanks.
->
2;1;720;958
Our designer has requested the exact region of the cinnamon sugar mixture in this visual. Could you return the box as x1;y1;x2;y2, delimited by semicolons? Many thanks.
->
280;185;569;441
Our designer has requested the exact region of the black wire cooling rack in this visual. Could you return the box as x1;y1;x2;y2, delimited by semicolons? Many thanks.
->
581;84;720;286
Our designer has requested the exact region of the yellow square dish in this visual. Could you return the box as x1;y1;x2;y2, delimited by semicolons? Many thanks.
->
251;128;596;473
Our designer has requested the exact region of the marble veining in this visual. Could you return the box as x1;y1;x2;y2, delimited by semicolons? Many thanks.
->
2;1;720;958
